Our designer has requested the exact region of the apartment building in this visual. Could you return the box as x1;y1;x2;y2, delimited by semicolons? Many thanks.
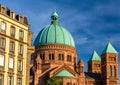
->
0;4;34;85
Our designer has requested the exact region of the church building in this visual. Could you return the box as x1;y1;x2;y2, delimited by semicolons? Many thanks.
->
30;11;119;85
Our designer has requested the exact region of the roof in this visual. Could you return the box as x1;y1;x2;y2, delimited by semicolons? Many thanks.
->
85;72;101;80
52;11;59;17
34;11;75;47
102;42;118;54
88;50;101;62
55;69;75;78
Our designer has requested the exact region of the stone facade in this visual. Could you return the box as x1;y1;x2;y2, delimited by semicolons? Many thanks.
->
30;12;119;85
0;4;34;85
30;43;119;85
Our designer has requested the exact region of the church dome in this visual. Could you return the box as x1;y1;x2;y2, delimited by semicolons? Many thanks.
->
34;11;75;47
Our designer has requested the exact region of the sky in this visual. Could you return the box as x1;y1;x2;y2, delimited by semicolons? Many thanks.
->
0;0;120;79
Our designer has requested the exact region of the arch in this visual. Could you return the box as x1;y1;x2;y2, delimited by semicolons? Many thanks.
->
110;65;112;76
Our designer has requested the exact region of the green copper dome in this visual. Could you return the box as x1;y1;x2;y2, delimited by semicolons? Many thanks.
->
34;11;75;47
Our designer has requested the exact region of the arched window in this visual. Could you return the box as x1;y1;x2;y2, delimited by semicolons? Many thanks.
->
113;66;116;77
110;65;112;76
58;54;64;60
40;53;45;60
49;53;54;60
67;55;72;62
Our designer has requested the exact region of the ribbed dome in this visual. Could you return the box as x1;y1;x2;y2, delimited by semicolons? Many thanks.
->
34;11;75;47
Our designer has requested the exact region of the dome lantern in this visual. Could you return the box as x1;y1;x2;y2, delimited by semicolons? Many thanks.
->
51;11;59;25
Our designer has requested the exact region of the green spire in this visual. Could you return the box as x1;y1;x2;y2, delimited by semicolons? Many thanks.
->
88;50;101;62
55;69;75;77
102;42;118;54
51;11;59;25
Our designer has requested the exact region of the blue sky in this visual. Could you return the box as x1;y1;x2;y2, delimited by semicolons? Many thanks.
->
0;0;120;78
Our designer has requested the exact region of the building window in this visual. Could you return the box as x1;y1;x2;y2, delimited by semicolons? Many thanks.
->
113;66;116;77
10;41;15;52
17;78;22;85
49;53;54;60
18;60;22;71
0;74;4;85
0;38;5;49
110;65;112;76
9;58;14;69
11;12;15;19
67;55;72;62
40;53;45;60
8;76;13;85
18;45;23;55
1;22;6;34
66;82;72;85
0;55;4;66
1;7;6;13
19;16;23;22
58;54;64;60
19;30;24;41
10;26;15;37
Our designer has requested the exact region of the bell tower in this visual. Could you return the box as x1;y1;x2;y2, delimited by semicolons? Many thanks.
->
88;50;101;73
101;42;119;85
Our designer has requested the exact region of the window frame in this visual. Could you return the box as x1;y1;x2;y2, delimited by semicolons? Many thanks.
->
17;78;22;85
9;41;15;53
19;30;24;41
17;60;22;71
10;26;15;38
8;76;13;85
0;37;5;50
0;74;4;85
8;57;14;69
18;44;23;55
0;55;4;66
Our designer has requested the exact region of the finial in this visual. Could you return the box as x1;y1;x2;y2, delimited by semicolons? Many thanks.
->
51;10;59;17
107;36;110;43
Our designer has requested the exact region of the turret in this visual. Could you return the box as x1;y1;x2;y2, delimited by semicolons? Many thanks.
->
77;59;85;85
34;54;42;85
77;59;84;75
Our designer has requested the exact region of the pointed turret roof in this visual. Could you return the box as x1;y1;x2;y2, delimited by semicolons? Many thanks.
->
55;69;75;77
102;42;118;54
51;11;59;17
88;50;101;62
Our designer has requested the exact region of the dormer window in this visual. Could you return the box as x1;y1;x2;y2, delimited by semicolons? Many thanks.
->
11;12;15;19
20;16;23;22
1;7;6;13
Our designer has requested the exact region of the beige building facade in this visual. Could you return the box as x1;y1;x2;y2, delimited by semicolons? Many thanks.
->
0;4;34;85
